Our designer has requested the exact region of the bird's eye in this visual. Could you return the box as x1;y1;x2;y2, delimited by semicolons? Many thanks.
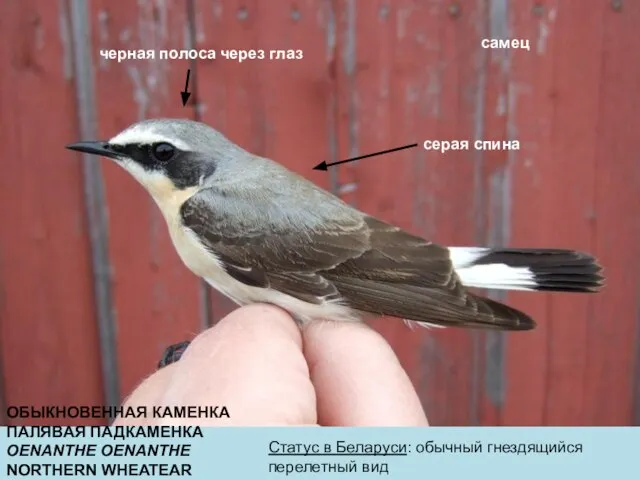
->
150;142;175;162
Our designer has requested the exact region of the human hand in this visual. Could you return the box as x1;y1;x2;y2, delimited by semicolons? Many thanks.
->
114;304;428;426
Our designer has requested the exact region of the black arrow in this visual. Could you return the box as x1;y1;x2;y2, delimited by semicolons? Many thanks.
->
180;69;191;106
313;143;418;171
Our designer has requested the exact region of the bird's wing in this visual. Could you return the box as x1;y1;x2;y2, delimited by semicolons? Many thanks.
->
180;187;533;329
180;186;370;303
322;217;534;329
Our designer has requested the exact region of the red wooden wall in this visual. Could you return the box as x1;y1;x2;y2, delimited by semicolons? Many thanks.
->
1;0;638;426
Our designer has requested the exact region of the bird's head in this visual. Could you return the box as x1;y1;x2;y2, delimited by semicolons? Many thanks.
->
66;118;241;199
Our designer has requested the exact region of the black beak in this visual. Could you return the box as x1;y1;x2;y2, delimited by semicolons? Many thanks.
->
65;141;121;160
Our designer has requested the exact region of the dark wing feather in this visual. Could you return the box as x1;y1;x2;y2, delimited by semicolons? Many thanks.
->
180;187;534;330
180;186;369;303
330;217;457;287
324;218;534;330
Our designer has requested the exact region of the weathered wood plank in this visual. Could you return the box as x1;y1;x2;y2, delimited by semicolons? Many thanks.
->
501;0;558;426
582;0;640;425
537;0;601;426
88;0;203;399
330;0;484;425
0;0;104;425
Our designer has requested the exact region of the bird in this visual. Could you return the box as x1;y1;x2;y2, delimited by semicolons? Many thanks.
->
66;118;604;333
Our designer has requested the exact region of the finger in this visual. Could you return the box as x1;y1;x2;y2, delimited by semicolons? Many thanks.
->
113;364;178;426
120;304;317;426
303;320;428;426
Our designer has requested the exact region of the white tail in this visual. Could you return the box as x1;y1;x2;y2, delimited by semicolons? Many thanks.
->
448;247;604;292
